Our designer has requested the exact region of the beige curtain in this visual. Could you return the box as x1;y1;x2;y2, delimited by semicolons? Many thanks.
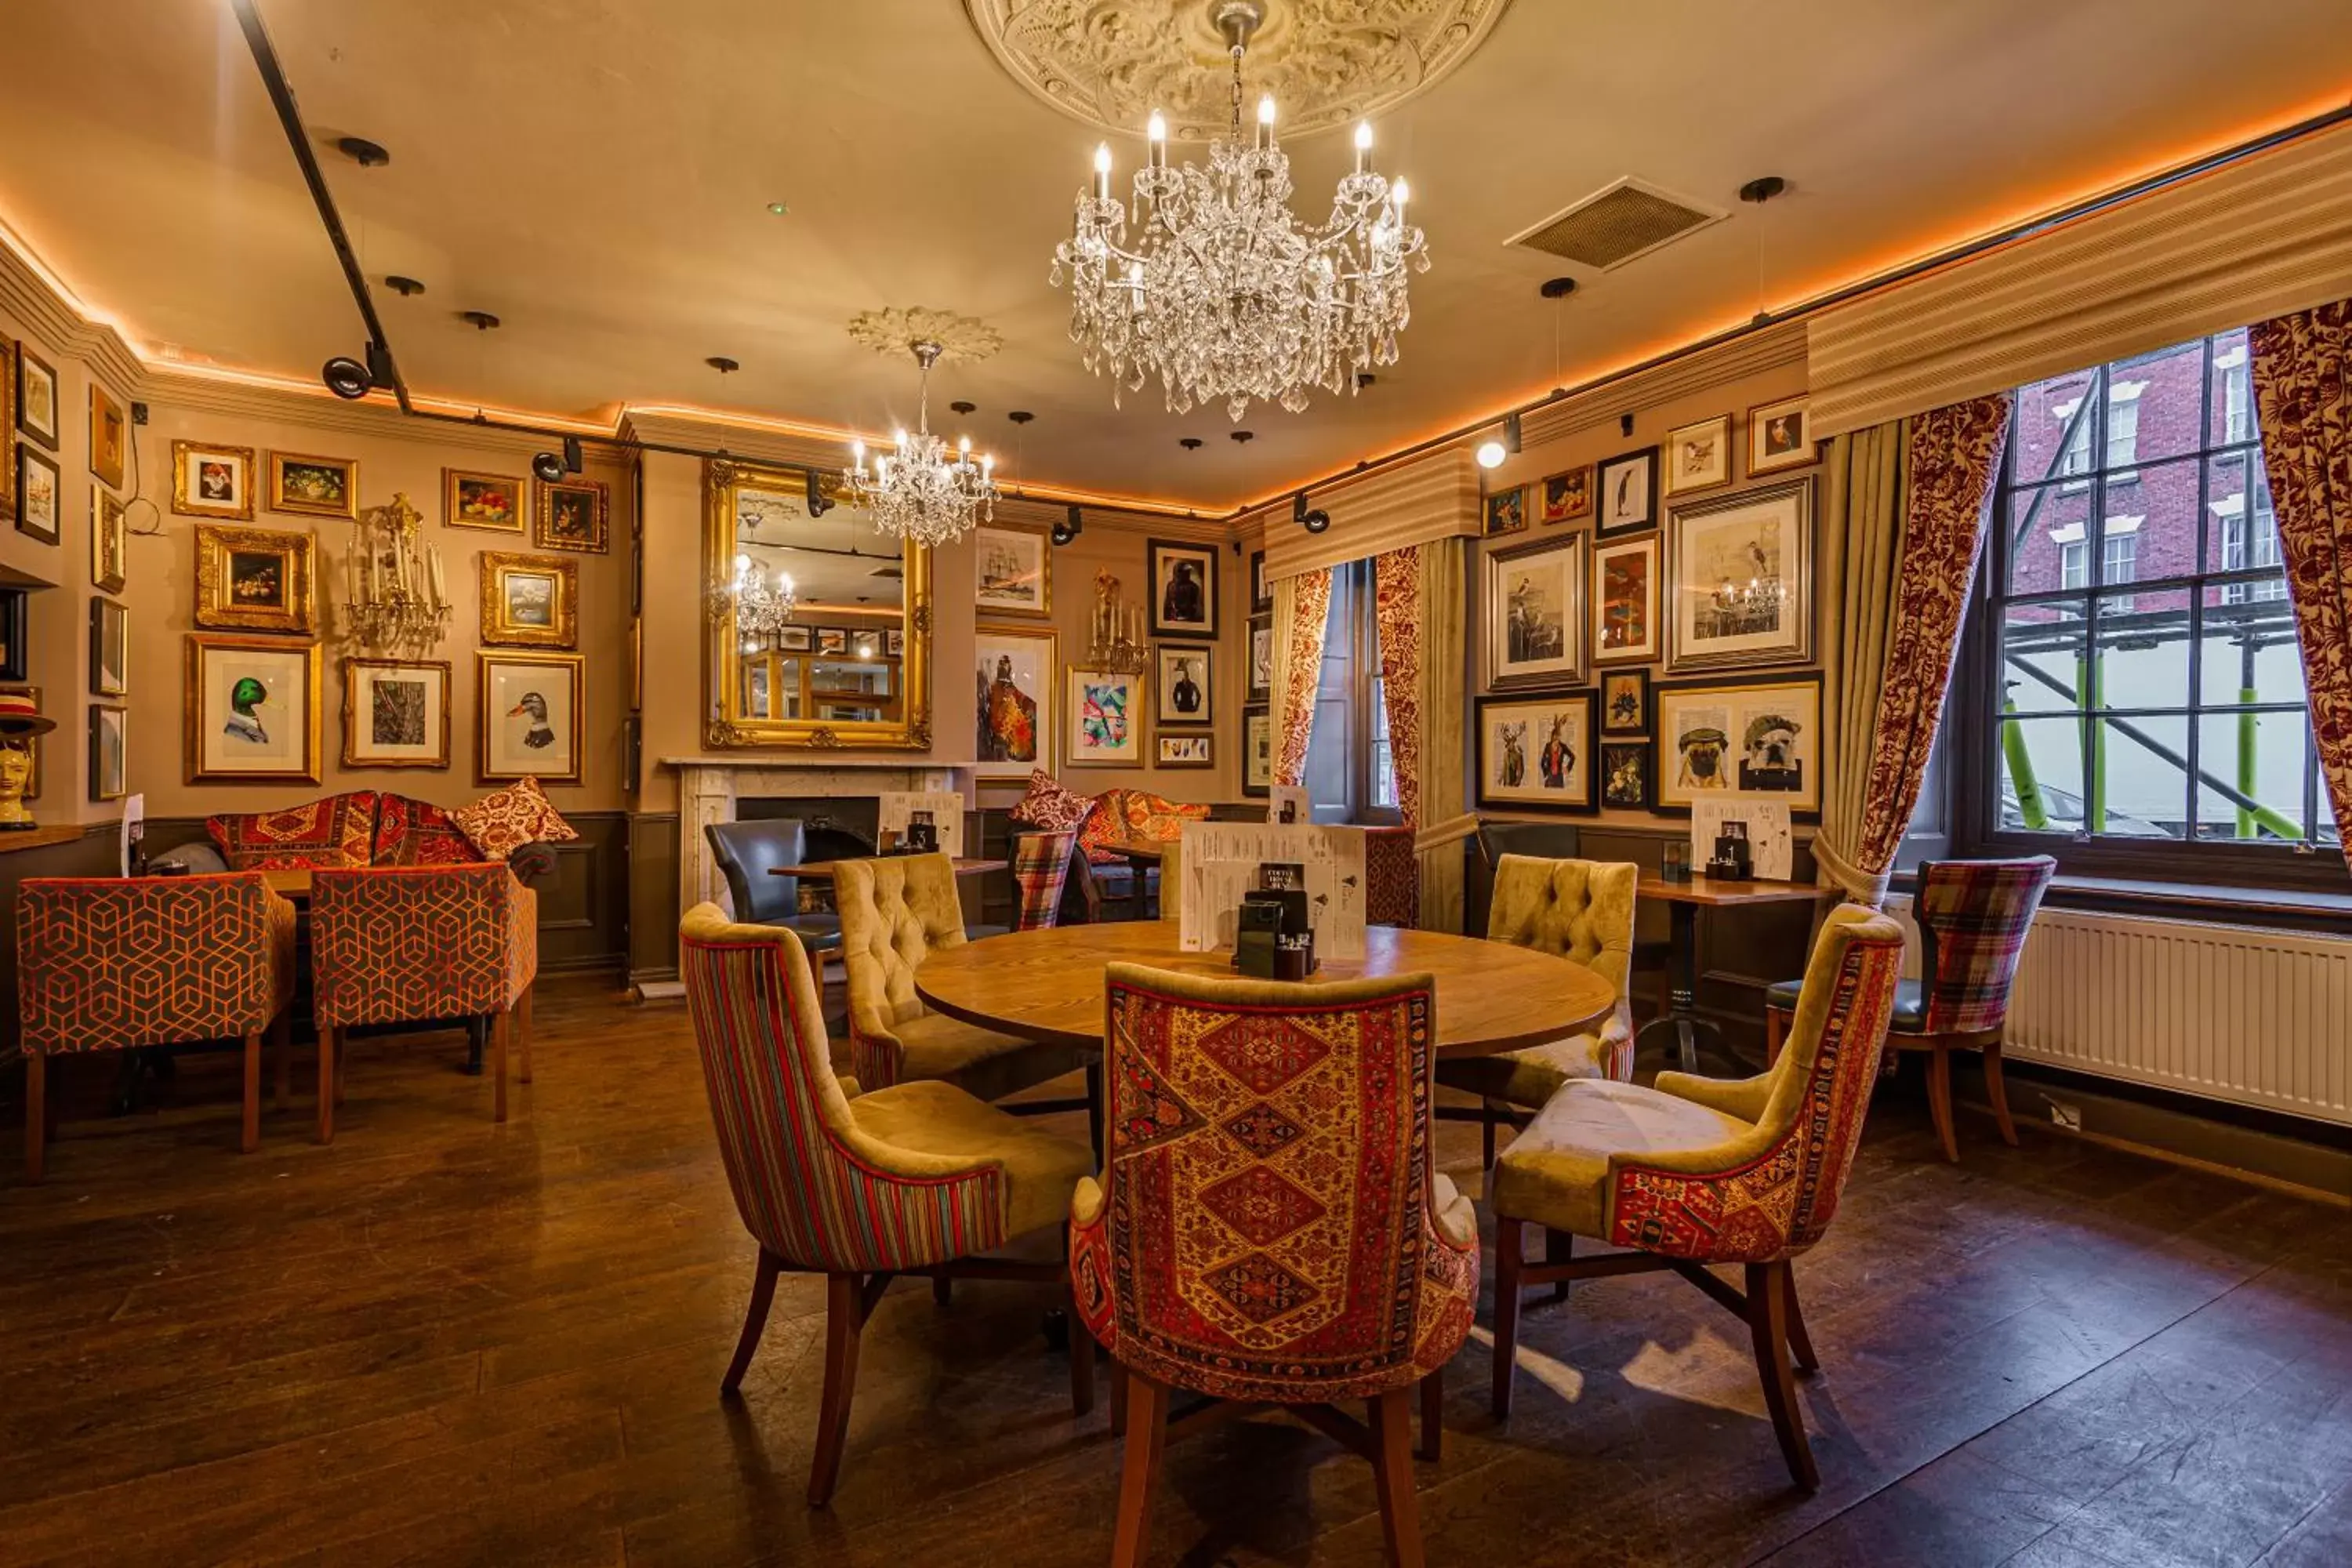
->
1269;568;1332;788
1815;423;1909;901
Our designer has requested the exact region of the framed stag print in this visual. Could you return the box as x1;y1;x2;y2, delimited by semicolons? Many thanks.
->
478;551;578;648
269;452;358;520
172;441;256;520
1475;691;1599;815
185;633;321;784
1485;532;1586;691
974;624;1056;781
194;524;315;634
478;651;584;783
1066;665;1145;768
1155;644;1212;728
1147;538;1219;639
1592;535;1659;663
1665;476;1815;672
974;523;1051;618
341;658;451;770
445;467;528;532
1595;447;1658;538
1653;673;1823;815
534;477;609;554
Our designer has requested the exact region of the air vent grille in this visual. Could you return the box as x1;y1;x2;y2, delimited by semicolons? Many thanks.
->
1510;178;1725;271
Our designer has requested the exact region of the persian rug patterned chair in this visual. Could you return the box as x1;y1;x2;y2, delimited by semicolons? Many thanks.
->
1763;855;2056;1162
1069;964;1478;1567
1486;904;1906;1491
16;872;298;1180
307;862;538;1143
1363;824;1421;928
1434;855;1639;1166
834;853;1083;1104
680;905;1094;1507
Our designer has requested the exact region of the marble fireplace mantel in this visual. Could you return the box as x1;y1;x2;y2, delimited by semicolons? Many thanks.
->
663;754;976;921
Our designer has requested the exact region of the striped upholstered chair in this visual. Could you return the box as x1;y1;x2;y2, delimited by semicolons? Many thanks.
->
1764;855;2055;1162
834;853;1083;1102
16;873;299;1180
1070;964;1478;1566
308;862;538;1143
680;904;1094;1506
1487;905;1905;1491
1435;855;1639;1165
1007;828;1079;932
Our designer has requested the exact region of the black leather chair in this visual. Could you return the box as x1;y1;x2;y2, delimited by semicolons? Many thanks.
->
704;819;845;957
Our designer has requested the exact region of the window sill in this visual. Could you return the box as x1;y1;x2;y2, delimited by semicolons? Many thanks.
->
2046;873;2350;929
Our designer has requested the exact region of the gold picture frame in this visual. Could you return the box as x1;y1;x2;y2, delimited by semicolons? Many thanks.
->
477;650;584;784
341;657;452;770
184;633;321;784
444;467;528;532
172;440;256;520
89;383;129;490
194;524;315;633
268;451;358;520
534;477;609;554
90;488;126;593
478;550;579;648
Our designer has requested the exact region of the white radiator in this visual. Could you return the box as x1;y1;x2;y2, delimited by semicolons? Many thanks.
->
2005;907;2352;1127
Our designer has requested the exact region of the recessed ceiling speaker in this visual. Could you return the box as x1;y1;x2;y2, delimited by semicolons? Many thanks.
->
1052;505;1083;546
804;469;833;517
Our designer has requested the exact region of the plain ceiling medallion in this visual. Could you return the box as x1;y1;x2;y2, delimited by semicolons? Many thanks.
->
844;307;1004;364
964;0;1512;140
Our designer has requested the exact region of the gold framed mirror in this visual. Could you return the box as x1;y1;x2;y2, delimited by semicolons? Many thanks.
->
703;458;931;749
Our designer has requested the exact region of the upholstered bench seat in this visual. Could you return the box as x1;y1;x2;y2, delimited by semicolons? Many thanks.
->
1489;1077;1758;1240
1766;975;1925;1031
847;1079;1096;1240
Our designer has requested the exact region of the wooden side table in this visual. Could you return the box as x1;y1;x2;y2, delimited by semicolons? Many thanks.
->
1636;875;1822;1076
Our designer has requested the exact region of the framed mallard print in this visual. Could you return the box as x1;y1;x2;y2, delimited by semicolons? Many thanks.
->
478;651;584;784
1748;394;1817;476
185;633;321;784
478;551;578;648
194;524;315;634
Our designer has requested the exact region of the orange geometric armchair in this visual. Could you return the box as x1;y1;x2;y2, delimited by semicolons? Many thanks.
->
16;872;298;1181
1070;964;1478;1567
1486;905;1905;1491
307;862;538;1143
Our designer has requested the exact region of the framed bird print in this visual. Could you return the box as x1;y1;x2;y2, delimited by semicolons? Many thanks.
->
478;651;583;784
184;633;321;784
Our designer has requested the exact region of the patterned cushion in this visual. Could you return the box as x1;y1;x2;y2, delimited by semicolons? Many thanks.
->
372;793;487;866
1079;788;1210;866
16;873;298;1054
1009;829;1077;931
309;864;537;1029
1007;769;1095;834
452;777;579;862
206;791;379;870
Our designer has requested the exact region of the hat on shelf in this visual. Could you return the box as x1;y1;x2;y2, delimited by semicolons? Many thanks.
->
0;691;57;737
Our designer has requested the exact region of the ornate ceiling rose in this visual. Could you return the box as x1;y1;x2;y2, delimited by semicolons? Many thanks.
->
845;307;1004;363
964;0;1512;141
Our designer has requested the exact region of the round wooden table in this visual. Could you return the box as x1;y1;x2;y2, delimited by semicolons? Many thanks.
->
915;924;1617;1059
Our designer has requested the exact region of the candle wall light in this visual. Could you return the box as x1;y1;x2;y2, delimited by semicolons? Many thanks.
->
345;491;452;655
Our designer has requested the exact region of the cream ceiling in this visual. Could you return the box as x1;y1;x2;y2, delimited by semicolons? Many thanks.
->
2;2;2345;513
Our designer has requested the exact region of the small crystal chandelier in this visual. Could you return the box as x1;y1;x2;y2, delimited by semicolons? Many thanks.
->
1050;0;1428;421
730;552;798;649
847;341;996;546
344;492;451;655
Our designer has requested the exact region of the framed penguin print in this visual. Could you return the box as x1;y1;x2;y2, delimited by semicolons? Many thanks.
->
1595;447;1658;537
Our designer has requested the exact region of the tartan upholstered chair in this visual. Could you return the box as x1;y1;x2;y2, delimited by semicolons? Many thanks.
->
1764;855;2055;1162
1070;964;1478;1567
1007;828;1078;932
834;853;1081;1103
1487;906;1905;1491
1435;855;1639;1166
1363;825;1421;928
680;904;1095;1507
16;873;299;1180
307;862;538;1144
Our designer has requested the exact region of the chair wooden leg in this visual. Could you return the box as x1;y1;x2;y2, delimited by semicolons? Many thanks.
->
1491;1215;1524;1421
1417;1369;1443;1462
1766;1006;1790;1066
1745;1261;1818;1492
1983;1038;2019;1146
1110;1371;1170;1568
720;1249;781;1396
24;1050;45;1184
1480;1109;1496;1170
1782;1264;1820;1374
241;1030;263;1154
1108;1356;1129;1438
931;1275;952;1306
492;1007;511;1125
808;1272;868;1508
315;1025;337;1145
1368;1388;1426;1567
1926;1041;1959;1162
1545;1228;1573;1304
517;983;535;1085
1068;1300;1096;1418
271;1011;292;1110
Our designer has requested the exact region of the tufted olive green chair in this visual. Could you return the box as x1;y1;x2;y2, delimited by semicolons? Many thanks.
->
834;854;1085;1105
1436;855;1639;1165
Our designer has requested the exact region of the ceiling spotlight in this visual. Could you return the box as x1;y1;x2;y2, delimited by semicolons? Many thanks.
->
1290;492;1330;535
706;356;739;374
766;200;790;216
532;450;565;484
804;468;833;517
336;136;390;168
321;355;374;401
384;274;426;297
1052;505;1083;546
1476;411;1523;469
460;310;501;332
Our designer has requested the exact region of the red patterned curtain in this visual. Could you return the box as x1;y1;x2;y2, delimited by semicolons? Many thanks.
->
2249;298;2352;872
1374;547;1424;829
1271;567;1332;787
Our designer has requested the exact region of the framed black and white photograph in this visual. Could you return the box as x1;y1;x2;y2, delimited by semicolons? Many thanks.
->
1666;475;1815;672
15;342;58;451
1247;613;1272;702
1475;691;1599;815
1241;706;1272;797
1147;538;1219;639
341;658;451;770
1156;732;1213;770
1664;413;1733;496
1249;549;1271;613
1595;447;1658;538
974;523;1051;619
1484;532;1586;691
1599;668;1651;736
1155;644;1212;728
1748;394;1817;475
1600;740;1652;811
1653;672;1823;815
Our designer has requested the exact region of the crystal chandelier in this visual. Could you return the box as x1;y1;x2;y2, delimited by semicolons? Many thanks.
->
847;341;996;546
344;492;451;654
1049;0;1428;421
730;552;798;648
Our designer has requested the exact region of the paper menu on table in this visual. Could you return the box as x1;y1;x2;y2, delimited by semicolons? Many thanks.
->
877;790;966;858
1177;822;1367;959
1690;798;1792;880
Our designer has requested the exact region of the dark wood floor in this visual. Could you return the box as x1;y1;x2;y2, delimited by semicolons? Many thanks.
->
3;975;2347;1568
